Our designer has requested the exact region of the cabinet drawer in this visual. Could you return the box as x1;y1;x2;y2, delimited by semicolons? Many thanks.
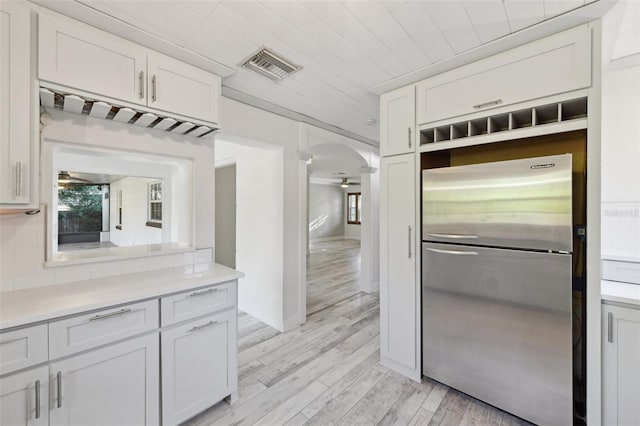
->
416;24;591;125
49;300;158;359
0;324;48;375
161;281;235;327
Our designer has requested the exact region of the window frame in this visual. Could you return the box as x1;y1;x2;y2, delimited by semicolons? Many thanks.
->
347;192;362;225
146;180;162;228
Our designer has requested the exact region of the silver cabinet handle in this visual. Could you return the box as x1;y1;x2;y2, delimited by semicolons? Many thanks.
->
425;233;479;239
408;127;412;149
608;312;613;343
187;320;217;333
473;99;503;109
15;162;22;197
408;225;412;259
151;75;157;102
138;71;144;99
190;288;218;297
89;308;132;322
57;371;62;408
35;380;41;418
426;247;478;256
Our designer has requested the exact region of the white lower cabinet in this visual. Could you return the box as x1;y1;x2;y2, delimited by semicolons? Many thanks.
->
0;366;48;426
49;333;160;426
602;303;640;426
379;154;419;379
161;309;237;426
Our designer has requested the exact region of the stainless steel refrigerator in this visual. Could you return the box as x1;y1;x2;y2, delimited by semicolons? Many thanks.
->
421;154;573;426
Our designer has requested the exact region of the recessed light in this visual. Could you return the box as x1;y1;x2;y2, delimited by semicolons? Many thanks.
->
366;118;376;125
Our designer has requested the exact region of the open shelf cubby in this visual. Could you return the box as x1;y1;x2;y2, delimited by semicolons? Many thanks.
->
419;97;587;145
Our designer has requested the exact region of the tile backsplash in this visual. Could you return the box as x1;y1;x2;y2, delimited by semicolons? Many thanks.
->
0;212;213;293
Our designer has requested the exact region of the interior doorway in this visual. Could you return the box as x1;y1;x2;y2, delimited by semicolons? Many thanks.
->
305;143;371;317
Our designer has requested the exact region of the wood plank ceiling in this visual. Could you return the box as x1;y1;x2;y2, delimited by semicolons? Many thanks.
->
74;0;597;144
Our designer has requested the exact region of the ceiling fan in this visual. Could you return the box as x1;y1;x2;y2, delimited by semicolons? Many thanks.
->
339;178;361;188
57;171;93;184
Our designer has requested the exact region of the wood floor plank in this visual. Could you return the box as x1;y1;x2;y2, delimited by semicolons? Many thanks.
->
409;408;436;426
305;367;387;426
213;349;347;426
253;380;328;426
428;389;472;426
335;372;414;425
318;337;379;387
422;383;449;412
377;384;431;426
301;352;380;419
284;412;310;426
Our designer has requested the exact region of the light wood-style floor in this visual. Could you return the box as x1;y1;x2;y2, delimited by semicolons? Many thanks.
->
185;239;531;426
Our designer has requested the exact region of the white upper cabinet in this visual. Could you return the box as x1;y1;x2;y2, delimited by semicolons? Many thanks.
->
38;10;220;125
39;11;147;106
148;52;220;124
380;86;416;157
0;1;34;206
416;24;592;125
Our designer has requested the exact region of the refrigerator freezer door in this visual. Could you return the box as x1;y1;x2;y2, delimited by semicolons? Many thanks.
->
422;242;573;426
422;154;573;252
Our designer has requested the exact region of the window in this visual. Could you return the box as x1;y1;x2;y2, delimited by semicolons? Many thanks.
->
147;181;162;228
347;192;362;225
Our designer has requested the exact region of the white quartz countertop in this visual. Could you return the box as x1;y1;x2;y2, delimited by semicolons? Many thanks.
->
601;280;640;307
0;263;243;330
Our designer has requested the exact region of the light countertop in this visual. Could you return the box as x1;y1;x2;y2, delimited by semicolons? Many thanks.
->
601;280;640;307
0;263;243;330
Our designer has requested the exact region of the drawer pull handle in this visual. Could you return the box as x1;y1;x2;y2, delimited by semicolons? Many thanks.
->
190;288;219;297
426;247;478;256
473;99;503;109
89;308;132;322
16;162;23;197
408;127;412;149
35;380;41;418
151;75;157;102
188;321;218;333
138;71;144;99
608;312;613;343
57;371;62;408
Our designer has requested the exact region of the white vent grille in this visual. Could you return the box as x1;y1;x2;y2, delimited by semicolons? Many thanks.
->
40;88;217;138
241;48;301;81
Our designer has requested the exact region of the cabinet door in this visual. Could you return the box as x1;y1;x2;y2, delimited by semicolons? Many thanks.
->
49;333;159;426
39;11;147;105
161;309;237;426
147;52;220;125
416;24;591;125
0;1;31;204
0;366;48;426
380;86;415;157
379;154;418;378
603;304;640;426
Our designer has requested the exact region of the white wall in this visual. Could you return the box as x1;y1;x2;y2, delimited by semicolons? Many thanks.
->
0;109;214;292
601;0;640;261
309;183;344;241
215;165;236;269
109;177;162;247
215;139;285;331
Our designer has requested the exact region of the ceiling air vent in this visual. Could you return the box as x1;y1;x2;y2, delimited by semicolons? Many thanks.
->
241;47;301;81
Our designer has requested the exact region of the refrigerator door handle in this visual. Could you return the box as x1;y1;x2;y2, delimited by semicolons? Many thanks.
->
425;233;479;240
425;247;478;256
